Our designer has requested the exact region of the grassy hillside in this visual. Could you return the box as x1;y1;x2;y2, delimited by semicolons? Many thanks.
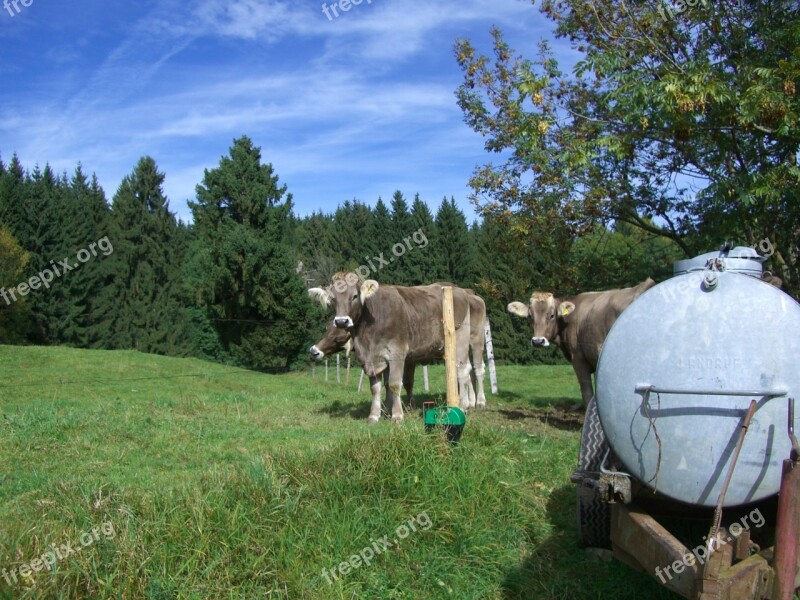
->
0;346;677;599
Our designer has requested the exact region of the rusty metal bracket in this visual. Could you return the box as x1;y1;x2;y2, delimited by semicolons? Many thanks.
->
598;448;632;504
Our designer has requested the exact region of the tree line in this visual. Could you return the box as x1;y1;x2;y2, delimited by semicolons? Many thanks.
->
3;0;794;370
0;136;687;370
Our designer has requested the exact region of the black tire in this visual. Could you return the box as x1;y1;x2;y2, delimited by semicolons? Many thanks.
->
575;395;612;548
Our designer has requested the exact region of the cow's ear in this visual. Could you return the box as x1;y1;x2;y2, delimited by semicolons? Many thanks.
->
361;279;379;303
507;302;530;318
557;301;575;320
308;287;332;307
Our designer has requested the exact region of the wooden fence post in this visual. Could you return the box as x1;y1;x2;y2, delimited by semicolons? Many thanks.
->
442;286;459;407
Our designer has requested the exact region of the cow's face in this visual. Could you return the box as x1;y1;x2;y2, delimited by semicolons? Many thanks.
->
508;292;575;347
309;324;351;361
322;272;380;330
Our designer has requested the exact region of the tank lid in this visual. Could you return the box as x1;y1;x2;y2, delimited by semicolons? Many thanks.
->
673;243;763;276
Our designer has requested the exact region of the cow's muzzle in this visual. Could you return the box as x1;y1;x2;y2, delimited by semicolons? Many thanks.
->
531;337;550;347
334;316;353;329
309;345;324;361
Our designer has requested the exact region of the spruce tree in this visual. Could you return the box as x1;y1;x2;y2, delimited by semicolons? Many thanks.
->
103;156;194;355
23;164;68;343
403;194;438;285
388;191;414;284
188;136;318;370
0;155;27;245
368;198;393;280
296;211;341;287
333;199;374;269
56;167;112;347
434;197;477;288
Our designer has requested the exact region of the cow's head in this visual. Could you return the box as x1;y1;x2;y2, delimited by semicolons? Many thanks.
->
309;272;379;330
507;292;575;347
309;323;352;361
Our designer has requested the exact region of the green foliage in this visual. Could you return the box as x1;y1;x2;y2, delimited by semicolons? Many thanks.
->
0;224;32;343
569;222;684;293
455;0;800;294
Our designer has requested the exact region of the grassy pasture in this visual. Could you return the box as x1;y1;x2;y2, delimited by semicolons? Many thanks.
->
0;346;679;599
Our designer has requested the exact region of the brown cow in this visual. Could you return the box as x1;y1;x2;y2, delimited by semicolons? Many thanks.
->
309;322;352;362
309;288;488;410
508;278;655;407
309;273;473;422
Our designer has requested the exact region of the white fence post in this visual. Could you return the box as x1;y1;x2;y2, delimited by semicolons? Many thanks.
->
485;320;498;394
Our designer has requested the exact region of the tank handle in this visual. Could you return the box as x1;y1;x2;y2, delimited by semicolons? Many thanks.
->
635;384;787;398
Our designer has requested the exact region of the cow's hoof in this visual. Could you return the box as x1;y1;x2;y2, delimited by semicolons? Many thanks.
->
476;402;487;409
391;415;404;424
367;416;380;425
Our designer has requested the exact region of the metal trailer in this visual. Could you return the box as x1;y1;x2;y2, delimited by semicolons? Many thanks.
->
573;244;800;599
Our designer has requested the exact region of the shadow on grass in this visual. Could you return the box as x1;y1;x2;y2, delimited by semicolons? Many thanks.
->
315;399;372;420
494;390;523;401
495;407;584;432
316;399;426;422
501;485;680;600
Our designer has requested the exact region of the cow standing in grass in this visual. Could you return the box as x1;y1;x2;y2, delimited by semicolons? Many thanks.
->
507;279;655;407
308;273;474;423
308;287;488;416
309;323;416;412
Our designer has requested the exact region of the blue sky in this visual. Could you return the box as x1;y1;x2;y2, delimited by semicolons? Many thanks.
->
1;0;576;223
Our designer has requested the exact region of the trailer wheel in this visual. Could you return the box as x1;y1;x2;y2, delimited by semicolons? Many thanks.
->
575;395;611;548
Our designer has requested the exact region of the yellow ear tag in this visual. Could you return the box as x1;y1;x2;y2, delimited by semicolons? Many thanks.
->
560;304;573;317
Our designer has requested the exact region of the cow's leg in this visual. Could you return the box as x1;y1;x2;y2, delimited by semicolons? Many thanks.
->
403;362;416;409
459;362;475;409
572;358;595;410
387;365;405;423
367;373;383;424
455;320;474;409
473;360;486;409
471;336;487;408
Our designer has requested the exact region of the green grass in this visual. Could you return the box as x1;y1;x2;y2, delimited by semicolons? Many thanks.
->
0;346;679;599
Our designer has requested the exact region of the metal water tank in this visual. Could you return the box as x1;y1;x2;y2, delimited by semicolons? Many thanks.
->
595;247;800;507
